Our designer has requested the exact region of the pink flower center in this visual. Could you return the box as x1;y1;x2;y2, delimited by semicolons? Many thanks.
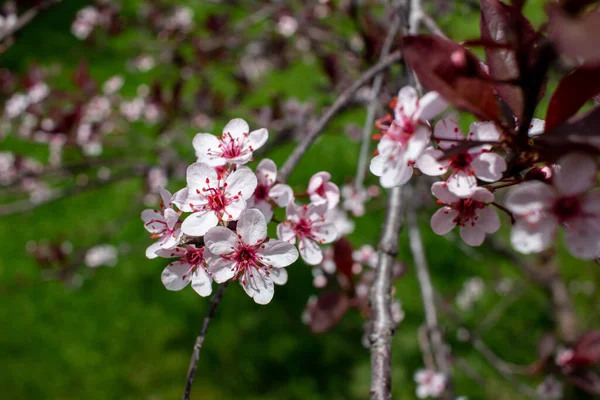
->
208;132;252;160
449;152;472;170
191;176;240;219
293;218;314;238
185;247;205;266
254;184;269;201
453;198;485;226
223;240;272;285
553;196;582;223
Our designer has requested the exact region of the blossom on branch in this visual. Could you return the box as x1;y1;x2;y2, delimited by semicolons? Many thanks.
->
141;188;183;258
204;209;299;304
158;245;213;297
247;158;293;222
307;171;340;210
414;369;446;399
505;153;600;259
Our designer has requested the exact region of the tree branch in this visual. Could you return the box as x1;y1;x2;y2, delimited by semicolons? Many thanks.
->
0;0;62;44
182;282;229;400
406;187;454;399
277;50;403;183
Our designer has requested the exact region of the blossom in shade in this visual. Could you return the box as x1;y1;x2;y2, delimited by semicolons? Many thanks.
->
430;182;500;246
341;183;369;216
417;119;506;197
277;201;338;265
505;153;600;259
370;86;447;188
246;158;293;221
158;245;213;297
141;193;183;258
173;163;257;237
204;209;298;304
536;376;563;400
84;244;118;268
307;171;340;210
414;369;446;399
193;118;268;166
352;244;378;268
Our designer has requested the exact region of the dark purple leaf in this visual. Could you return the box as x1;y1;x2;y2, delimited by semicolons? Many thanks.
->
546;66;600;130
549;5;600;66
334;237;355;280
572;329;600;365
567;370;600;394
402;35;501;122
305;292;350;333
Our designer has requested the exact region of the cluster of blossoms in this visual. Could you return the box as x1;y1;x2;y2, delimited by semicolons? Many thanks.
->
71;2;120;40
142;118;349;304
369;86;599;259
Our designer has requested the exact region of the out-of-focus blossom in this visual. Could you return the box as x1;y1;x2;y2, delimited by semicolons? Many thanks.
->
307;172;340;210
536;376;563;400
27;83;50;104
247;158;293;222
414;369;446;399
277;15;298;37
4;93;30;119
85;244;118;268
103;75;124;94
456;277;485;311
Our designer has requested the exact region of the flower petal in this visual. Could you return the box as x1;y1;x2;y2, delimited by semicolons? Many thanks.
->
192;133;223;166
416;147;448;176
237;209;267;245
145;241;162;259
404;125;431;162
433;119;462;149
447;170;477;198
222;118;249;140
564;219;600;259
471;187;495;203
225;167;257;200
460;224;486;246
469;121;501;142
528;118;545;137
207;256;237;283
164;208;180;230
505;181;555;216
256;158;277;187
241;267;274;305
181;211;219;237
269;183;294;207
471;152;506;182
204;226;238;255
186;162;218;190
431;207;458;235
476;206;500;234
248;198;273;222
190;268;213;297
431;181;459;204
269;267;288;285
510;217;557;254
554;153;598;196
395;86;418;119
258;240;299;267
246;128;268;152
222;197;247;221
141;209;165;232
299;238;323;265
414;91;447;121
161;261;191;291
312;221;337;244
277;222;296;244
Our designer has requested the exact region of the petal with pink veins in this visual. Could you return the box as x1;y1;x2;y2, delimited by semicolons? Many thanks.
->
161;261;192;291
204;226;238;255
222;118;249;140
181;211;219;237
431;181;460;204
256;158;277;187
431;207;458;235
236;209;267;245
145;241;162;259
433;119;462;149
186;162;218;190
258;240;299;267
222;198;246;221
192;134;223;166
277;222;296;244
241;268;274;305
554;153;598;196
141;209;165;232
447;170;477;198
246;128;268;151
190;268;213;297
299;238;323;265
416;147;448;176
225;167;257;199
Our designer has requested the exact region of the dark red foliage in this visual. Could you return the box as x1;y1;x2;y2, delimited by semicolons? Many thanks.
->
333;237;355;280
401;35;501;122
305;292;350;334
546;66;600;130
549;4;600;66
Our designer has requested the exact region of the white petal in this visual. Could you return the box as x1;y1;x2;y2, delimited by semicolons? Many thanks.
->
277;222;297;243
528;118;545;137
164;208;180;230
307;171;331;194
369;154;385;176
141;209;165;232
431;181;459;204
414;91;448;121
258;240;299;267
222;118;249;140
190;268;213;297
171;188;195;212
554;153;598;196
471;187;495;203
460;224;486;246
433;118;462;149
225;153;253;165
225;167;257;200
431;207;458;235
395;86;418;119
192;133;223;166
469;121;501;142
269;183;294;207
416;147;448;176
159;187;173;209
311;221;338;244
564;218;600;260
583;190;600;215
207;256;237;283
381;162;413;188
237;208;267;245
299;238;323;265
181;211;219;237
186;162;218;190
256;158;277;187
471;152;506;182
504;181;555;216
241;267;274;305
476;206;500;233
269;267;288;285
404;125;431;162
246;128;268;152
161;261;191;291
510;217;557;254
447;170;478;198
249;199;274;222
145;241;162;259
222;197;247;221
204;226;238;255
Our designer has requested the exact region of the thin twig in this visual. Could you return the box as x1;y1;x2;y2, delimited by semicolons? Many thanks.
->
0;0;62;43
354;16;401;190
406;187;454;399
277;50;403;183
368;185;404;400
182;282;229;400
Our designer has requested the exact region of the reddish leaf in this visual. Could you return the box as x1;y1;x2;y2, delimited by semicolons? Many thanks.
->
546;66;600;130
402;35;501;122
549;5;600;66
480;0;536;119
73;61;96;94
572;329;600;365
542;105;600;140
567;370;600;394
305;292;350;333
333;237;355;280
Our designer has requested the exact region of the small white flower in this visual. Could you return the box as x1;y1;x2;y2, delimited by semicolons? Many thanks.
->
414;369;446;399
277;15;298;37
341;184;369;217
4;93;30;119
193;118;268;166
307;171;340;210
27;83;50;104
352;244;378;268
85;244;118;268
173;162;257;237
246;158;293;222
157;245;213;297
204;209;299;304
277;201;337;265
103;75;124;94
430;182;500;246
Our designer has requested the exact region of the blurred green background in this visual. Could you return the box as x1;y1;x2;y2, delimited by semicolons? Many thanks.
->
1;1;599;399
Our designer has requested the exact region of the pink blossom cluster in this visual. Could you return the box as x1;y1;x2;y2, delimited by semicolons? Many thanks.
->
142;118;346;304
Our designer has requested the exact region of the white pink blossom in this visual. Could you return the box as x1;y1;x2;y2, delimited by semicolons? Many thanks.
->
417;119;507;197
505;153;600;259
430;182;500;246
370;86;447;188
341;183;369;216
173;162;257;237
141;191;183;258
352;244;378;268
536;376;563;400
307;171;340;210
85;244;118;268
246;158;293;221
277;201;337;265
204;209;299;304
193;118;268;166
158;245;213;297
414;369;446;399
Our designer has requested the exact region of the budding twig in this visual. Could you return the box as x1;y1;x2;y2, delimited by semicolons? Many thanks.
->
182;282;229;400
